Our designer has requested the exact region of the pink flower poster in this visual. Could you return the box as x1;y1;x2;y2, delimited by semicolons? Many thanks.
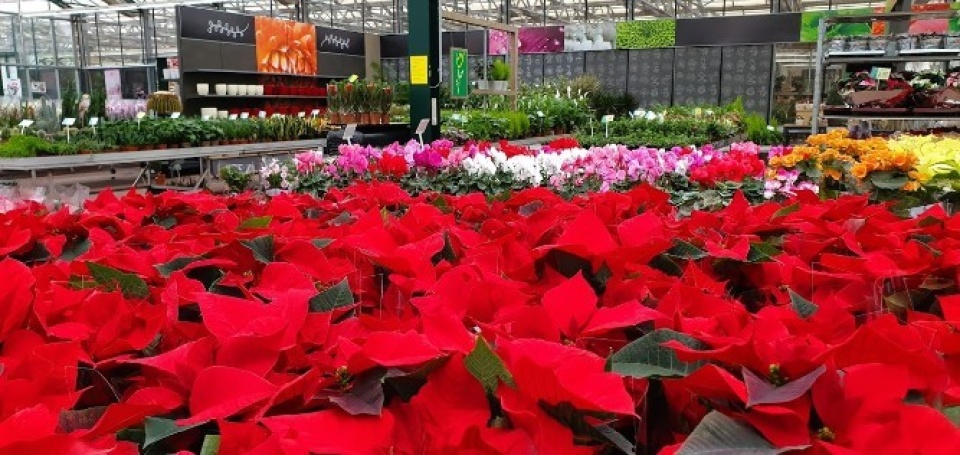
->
104;69;122;101
488;26;565;55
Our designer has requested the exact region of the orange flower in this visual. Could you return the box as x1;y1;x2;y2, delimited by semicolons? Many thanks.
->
255;17;317;75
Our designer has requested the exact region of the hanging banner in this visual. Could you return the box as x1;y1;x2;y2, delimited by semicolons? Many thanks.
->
178;6;254;44
450;48;469;98
104;69;122;100
1;66;21;98
255;17;317;75
316;26;365;55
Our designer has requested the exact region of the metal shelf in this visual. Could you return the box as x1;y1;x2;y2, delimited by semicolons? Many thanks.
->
186;94;327;100
824;115;960;121
183;69;342;79
472;89;517;96
826;51;960;65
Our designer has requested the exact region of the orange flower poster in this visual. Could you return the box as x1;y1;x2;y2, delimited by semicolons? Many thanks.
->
255;17;317;75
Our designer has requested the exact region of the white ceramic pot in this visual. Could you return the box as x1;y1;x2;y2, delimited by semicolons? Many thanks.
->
196;83;209;96
227;84;239;96
247;85;258;96
200;107;218;119
492;81;508;91
476;80;489;90
218;110;229;119
257;85;265;95
215;84;227;96
237;85;248;96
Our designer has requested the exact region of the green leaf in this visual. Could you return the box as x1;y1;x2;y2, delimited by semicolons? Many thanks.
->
668;240;708;260
200;434;220;455
788;289;819;319
870;171;909;190
155;256;200;278
241;235;274;263
942;406;960;427
143;417;204;449
309;278;355;312
329;369;388;416
88;262;150;299
155;216;177;229
648;254;683;277
609;329;706;379
772;202;800;219
747;242;780;263
464;336;515;392
311;238;334;249
60;236;91;261
239;216;273;230
432;232;457;265
677;411;802;454
431;195;451;213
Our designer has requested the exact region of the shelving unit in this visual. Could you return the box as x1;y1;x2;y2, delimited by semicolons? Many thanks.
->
181;69;335;116
811;10;960;133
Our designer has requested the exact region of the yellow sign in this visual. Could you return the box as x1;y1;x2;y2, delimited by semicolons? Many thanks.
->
410;55;428;85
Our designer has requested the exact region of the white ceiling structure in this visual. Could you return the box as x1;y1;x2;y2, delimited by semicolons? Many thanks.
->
0;0;891;66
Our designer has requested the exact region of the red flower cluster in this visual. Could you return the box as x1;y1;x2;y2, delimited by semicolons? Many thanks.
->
369;154;408;179
548;136;580;150
0;186;959;453
689;149;766;187
498;140;533;158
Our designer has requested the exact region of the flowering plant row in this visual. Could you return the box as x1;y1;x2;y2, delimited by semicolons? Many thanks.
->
1;184;959;453
284;139;817;213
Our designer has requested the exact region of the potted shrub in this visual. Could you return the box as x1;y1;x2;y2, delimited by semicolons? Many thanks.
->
219;164;251;193
490;60;511;91
342;82;357;124
379;84;393;125
327;84;341;124
474;60;489;90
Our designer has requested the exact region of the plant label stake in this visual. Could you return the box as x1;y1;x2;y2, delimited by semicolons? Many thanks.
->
136;111;146;129
62;118;76;142
229;114;238;120
259;111;267;119
18;119;33;135
343;123;357;146
602;115;614;138
311;109;320;118
298;112;306;118
415;118;430;149
240;112;250;119
170;112;181;119
89;117;99;136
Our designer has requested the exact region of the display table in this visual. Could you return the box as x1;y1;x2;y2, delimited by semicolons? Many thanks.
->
0;139;326;189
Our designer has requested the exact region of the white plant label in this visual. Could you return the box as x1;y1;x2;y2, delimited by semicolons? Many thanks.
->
240;112;250;119
258;111;267;118
61;118;76;127
229;114;238;120
170;112;181;119
89;117;99;126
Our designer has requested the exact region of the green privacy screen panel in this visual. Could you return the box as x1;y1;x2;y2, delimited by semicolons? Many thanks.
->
616;20;676;49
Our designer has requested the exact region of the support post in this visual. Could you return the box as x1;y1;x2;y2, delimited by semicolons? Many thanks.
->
408;0;441;142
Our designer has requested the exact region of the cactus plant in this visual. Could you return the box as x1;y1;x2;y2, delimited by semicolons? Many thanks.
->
146;91;183;116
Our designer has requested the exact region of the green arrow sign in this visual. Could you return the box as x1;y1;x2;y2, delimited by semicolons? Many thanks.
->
450;48;469;98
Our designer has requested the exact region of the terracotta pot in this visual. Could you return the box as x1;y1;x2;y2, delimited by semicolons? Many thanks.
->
329;112;342;124
181;142;192;149
168;144;178;149
155;173;166;185
80;149;92;155
201;141;212;147
381;113;391;124
122;146;137;152
360;113;372;125
155;144;167;150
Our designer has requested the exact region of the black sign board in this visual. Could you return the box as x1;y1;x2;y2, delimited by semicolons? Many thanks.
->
676;13;801;47
316;26;366;56
178;6;255;45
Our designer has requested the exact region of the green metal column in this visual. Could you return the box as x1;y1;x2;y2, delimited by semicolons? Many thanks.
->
408;0;441;141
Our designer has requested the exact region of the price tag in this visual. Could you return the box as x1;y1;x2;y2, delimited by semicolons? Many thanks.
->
870;66;892;80
258;111;267;118
89;117;99;126
297;111;306;118
240;112;250;119
415;118;430;135
271;113;282;118
310;109;320;117
694;108;702;117
536;111;544;118
229;114;238;120
61;118;76;127
136;112;146;120
202;115;210;121
348;75;359;83
450;113;465;122
170;112;181;119
343;123;357;145
601;114;614;124
18;119;34;128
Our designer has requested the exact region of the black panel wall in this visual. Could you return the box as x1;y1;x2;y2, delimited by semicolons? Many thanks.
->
585;50;629;94
672;47;722;106
318;53;366;78
544;52;584;82
519;54;544;86
721;45;773;116
628;49;674;108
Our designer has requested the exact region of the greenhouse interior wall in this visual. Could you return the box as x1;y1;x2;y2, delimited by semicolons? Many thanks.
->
0;0;892;125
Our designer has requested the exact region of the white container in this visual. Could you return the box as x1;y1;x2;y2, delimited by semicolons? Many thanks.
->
218;110;229;119
227;84;239;96
215;84;227;96
196;83;209;96
492;81;508;91
237;85;247;96
247;85;258;96
200;107;218;119
256;85;265;95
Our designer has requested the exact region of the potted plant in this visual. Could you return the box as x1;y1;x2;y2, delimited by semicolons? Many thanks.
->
490;60;511;91
474;60;489;90
342;82;357;124
379;84;393;125
327;84;341;124
219;164;251;193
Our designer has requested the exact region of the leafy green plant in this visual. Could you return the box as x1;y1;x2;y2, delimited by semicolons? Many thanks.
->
219;165;251;193
490;61;511;82
0;134;53;157
743;113;783;146
61;78;78;120
616;20;676;49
